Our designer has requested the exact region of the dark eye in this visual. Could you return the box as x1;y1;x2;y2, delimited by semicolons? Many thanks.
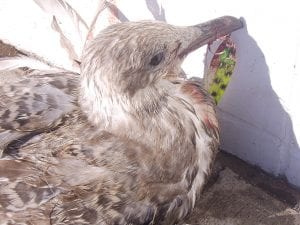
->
149;52;164;66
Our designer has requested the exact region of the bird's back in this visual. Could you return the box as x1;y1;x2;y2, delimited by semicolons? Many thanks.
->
0;69;79;155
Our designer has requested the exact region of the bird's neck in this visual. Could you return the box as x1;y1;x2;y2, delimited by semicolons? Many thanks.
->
79;75;168;134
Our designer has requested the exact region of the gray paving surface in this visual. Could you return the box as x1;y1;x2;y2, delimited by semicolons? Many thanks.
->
188;152;300;225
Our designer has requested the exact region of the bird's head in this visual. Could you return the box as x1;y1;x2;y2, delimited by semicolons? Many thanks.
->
79;16;242;128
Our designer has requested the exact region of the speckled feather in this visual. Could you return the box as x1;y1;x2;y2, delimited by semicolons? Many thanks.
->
0;70;78;154
0;17;242;224
1;83;218;224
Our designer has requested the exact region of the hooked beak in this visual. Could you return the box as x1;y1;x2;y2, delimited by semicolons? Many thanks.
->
178;16;243;58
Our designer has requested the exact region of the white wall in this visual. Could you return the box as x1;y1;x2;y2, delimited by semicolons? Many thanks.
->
1;0;300;187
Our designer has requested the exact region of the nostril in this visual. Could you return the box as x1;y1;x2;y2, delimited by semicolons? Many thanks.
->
171;42;182;58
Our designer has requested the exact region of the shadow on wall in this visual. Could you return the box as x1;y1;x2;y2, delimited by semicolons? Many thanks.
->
217;19;300;184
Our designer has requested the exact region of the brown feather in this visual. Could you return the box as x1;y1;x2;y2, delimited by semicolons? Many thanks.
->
0;17;243;224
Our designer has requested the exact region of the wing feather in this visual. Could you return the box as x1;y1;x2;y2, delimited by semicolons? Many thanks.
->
0;69;79;153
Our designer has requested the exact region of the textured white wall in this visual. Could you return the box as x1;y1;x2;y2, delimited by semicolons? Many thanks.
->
1;0;300;187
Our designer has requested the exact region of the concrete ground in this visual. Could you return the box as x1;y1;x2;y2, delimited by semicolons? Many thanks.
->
188;152;300;225
1;41;300;225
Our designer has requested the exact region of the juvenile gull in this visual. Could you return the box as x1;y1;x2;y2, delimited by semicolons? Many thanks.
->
0;17;242;224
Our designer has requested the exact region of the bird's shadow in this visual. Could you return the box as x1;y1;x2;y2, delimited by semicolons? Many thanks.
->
217;18;299;180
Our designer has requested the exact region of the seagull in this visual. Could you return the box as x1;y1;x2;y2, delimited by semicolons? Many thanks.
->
0;17;242;224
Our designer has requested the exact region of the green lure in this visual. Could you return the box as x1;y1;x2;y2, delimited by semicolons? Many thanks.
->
204;36;237;104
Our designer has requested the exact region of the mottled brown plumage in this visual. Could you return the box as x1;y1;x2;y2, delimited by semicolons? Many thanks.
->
0;17;242;224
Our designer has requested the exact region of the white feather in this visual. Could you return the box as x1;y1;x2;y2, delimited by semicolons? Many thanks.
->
51;16;80;65
33;0;89;62
0;0;117;72
87;0;108;41
0;0;78;71
0;56;61;71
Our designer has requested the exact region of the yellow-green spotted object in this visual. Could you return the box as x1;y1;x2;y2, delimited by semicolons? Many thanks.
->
205;36;237;104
